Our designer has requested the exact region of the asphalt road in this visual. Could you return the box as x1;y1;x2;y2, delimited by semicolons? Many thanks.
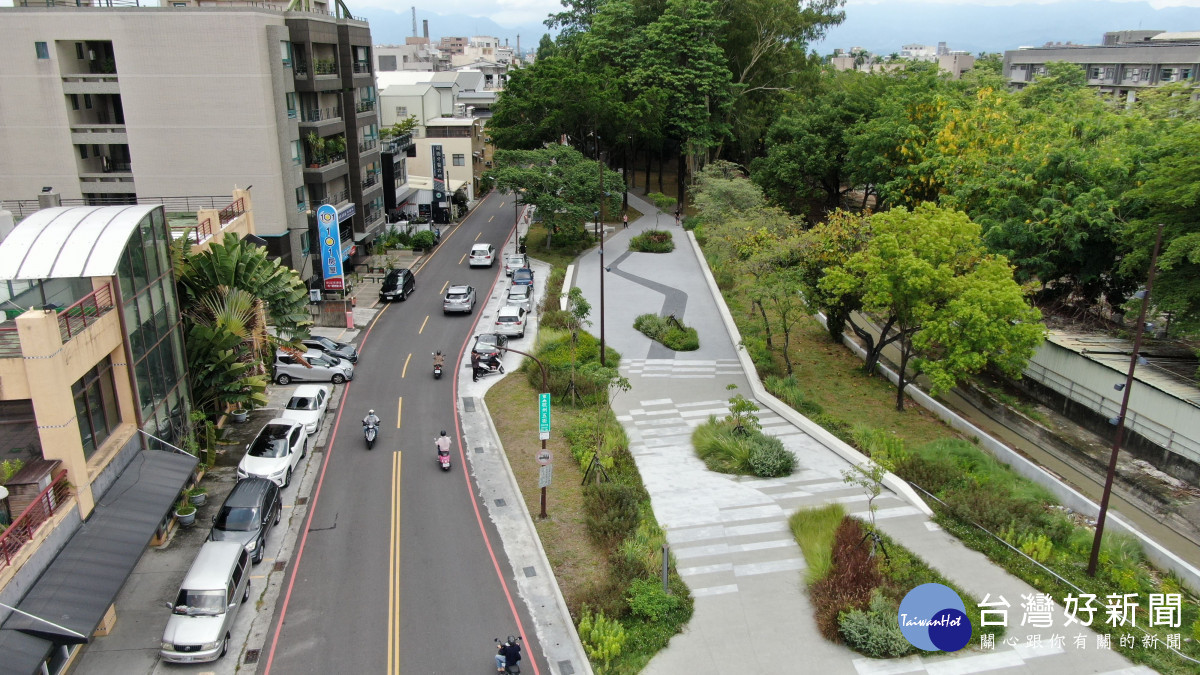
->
263;192;544;674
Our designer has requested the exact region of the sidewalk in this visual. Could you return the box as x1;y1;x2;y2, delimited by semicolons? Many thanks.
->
570;191;1149;675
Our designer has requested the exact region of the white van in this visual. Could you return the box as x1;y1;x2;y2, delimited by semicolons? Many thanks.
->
160;541;252;663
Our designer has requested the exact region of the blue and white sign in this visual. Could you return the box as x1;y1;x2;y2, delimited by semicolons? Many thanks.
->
316;204;344;291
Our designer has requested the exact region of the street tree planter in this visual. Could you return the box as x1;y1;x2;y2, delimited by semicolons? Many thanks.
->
175;500;197;527
230;409;249;423
188;487;208;507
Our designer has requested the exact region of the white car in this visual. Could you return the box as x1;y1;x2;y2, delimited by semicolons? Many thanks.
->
237;418;308;488
280;384;330;435
469;243;496;267
506;284;534;314
503;253;528;276
494;305;528;339
274;350;354;385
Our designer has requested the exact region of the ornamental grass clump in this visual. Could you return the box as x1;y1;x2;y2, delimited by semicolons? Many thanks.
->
632;313;699;351
629;229;675;253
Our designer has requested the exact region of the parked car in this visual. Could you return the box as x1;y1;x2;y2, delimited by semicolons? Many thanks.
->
237;418;308;488
280;384;331;434
379;268;416;302
301;336;358;364
469;243;496;267
159;541;251;663
471;332;509;360
208;478;281;564
503;253;528;277
494;306;528;339
275;350;354;385
506;284;534;313
511;267;534;287
443;284;477;314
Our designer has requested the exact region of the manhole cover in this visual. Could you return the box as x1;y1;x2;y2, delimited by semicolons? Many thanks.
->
558;660;575;674
474;446;484;454
494;498;506;507
462;397;476;412
273;560;287;572
244;649;260;664
523;566;536;578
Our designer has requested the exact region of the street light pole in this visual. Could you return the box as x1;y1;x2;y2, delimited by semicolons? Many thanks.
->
598;157;607;367
513;195;519;256
1086;223;1164;577
500;345;551;518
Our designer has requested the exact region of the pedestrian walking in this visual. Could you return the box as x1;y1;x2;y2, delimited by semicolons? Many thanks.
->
622;213;629;229
674;208;682;227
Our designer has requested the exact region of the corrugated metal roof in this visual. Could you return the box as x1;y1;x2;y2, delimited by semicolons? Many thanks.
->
0;205;157;281
1045;330;1200;406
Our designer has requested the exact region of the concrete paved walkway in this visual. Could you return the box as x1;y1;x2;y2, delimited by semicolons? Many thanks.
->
571;191;1150;675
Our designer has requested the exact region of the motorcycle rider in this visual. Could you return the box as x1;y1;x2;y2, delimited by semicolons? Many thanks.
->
433;351;445;368
435;429;451;459
363;409;381;428
495;636;521;673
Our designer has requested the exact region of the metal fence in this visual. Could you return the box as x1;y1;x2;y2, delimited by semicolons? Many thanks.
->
1023;360;1200;465
2;195;233;220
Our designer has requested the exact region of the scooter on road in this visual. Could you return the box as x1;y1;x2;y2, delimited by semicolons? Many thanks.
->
363;421;378;449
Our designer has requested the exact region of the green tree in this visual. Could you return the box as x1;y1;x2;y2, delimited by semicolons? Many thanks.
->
821;204;1043;410
489;145;624;246
796;210;871;341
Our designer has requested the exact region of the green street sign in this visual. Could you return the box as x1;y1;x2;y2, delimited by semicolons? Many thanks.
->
539;393;551;433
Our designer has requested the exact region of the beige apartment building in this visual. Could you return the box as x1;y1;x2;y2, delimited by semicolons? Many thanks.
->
0;1;385;281
379;80;485;202
0;193;253;674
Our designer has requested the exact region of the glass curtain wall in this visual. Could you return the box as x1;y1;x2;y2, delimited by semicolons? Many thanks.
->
72;357;120;459
115;208;191;447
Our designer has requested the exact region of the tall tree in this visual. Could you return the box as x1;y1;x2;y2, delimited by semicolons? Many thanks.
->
821;204;1043;410
795;209;871;341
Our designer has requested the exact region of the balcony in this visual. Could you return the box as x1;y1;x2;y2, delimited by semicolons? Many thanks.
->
308;188;350;210
364;207;384;226
294;62;309;78
314;60;338;76
356;99;376;114
361;172;379;190
352;61;372;75
61;73;120;95
70;124;128;145
358;139;378;153
0;473;73;571
300;106;343;123
382;133;413;154
56;283;115;343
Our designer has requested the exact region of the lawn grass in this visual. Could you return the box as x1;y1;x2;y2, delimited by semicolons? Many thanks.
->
484;375;608;610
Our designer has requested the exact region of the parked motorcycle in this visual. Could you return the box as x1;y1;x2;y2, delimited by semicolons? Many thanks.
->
433;351;444;379
363;421;378;449
471;360;505;382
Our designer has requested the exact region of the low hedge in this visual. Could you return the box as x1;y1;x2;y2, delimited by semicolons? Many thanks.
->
633;313;699;351
629;229;675;253
524;329;621;404
692;416;794;477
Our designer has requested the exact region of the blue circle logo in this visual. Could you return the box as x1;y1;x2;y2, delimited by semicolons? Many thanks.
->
898;583;971;652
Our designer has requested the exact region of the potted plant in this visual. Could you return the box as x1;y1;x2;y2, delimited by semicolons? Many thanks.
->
175;498;197;527
187;485;208;507
305;131;326;167
326;135;346;159
230;408;249;423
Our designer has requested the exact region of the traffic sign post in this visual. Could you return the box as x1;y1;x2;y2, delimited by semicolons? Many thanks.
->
538;393;551;518
538;393;551;434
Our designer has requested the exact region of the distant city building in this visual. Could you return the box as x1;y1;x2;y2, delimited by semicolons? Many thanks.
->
439;35;468;55
1004;30;1200;102
376;37;452;72
830;43;974;79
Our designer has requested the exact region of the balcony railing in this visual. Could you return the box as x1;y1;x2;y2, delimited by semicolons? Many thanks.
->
58;283;114;342
218;197;245;225
0;325;18;358
2;195;233;220
314;60;338;76
359;139;377;153
294;62;309;78
306;152;346;169
309;189;349;209
353;61;371;74
361;172;379;189
102;160;132;173
356;100;376;113
1;473;73;570
364;207;383;224
301;106;342;122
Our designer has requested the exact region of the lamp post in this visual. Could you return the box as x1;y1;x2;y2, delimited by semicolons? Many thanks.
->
597;155;607;367
513;194;520;256
1086;223;1164;577
500;345;551;518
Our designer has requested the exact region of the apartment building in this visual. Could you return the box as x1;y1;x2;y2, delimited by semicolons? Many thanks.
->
379;78;486;201
0;1;384;282
438;35;468;55
1004;30;1200;101
0;194;254;674
376;37;452;72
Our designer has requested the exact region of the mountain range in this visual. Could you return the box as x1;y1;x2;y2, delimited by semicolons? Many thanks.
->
358;1;1200;57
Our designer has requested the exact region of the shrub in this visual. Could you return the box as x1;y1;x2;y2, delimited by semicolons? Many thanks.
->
810;518;882;641
579;606;626;670
541;268;566;313
743;336;781;377
614;515;669;580
527;329;621;403
839;591;913;658
633;313;699;351
748;437;795;477
629;230;675;253
811;413;855;446
626;578;680;622
410;230;435;250
583;482;643;549
765;375;824;417
540;308;572;329
790;504;846;584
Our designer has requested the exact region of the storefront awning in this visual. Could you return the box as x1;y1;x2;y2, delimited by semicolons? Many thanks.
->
0;450;196;674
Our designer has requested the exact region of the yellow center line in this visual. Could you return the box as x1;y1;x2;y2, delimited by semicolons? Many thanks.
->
401;353;411;378
419;315;429;334
474;231;482;241
389;450;402;675
439;280;449;294
458;253;467;265
499;200;506;207
396;396;403;428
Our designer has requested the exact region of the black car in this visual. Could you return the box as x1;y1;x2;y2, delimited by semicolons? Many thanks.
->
302;336;358;363
471;332;509;360
208;478;282;564
379;268;416;302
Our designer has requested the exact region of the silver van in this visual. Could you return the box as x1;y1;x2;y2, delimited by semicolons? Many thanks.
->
160;541;252;663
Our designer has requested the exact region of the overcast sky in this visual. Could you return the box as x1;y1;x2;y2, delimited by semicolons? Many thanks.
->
354;0;1200;27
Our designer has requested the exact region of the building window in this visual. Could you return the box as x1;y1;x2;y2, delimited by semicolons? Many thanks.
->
281;40;293;67
452;154;465;166
75;43;85;60
84;94;93;109
79;145;89;159
73;357;120;460
35;42;49;59
291;140;302;164
296;185;306;212
395;106;407;117
1182;68;1193;80
286;92;298;119
1089;67;1101;79
1160;68;1174;82
70;94;80;110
